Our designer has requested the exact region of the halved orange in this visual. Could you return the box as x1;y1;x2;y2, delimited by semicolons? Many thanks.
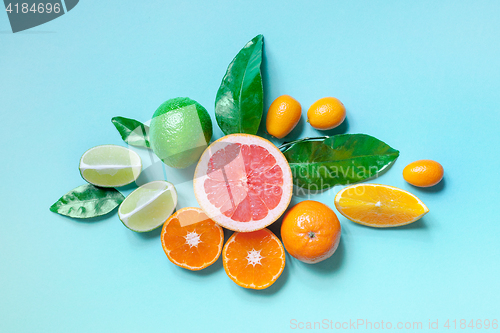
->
161;207;224;270
334;184;429;228
222;228;285;290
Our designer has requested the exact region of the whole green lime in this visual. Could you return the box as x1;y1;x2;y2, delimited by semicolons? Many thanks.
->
150;97;212;169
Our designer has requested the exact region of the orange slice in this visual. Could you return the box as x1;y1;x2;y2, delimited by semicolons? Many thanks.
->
334;184;429;227
222;228;285;290
161;207;224;270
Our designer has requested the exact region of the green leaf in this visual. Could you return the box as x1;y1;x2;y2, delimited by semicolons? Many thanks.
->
215;34;264;135
111;116;150;148
281;134;400;191
279;136;329;153
50;184;125;219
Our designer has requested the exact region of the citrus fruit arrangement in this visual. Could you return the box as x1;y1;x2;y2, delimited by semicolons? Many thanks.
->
50;34;444;290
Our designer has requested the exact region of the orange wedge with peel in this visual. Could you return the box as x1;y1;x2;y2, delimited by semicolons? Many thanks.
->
222;228;285;290
161;207;224;270
334;184;429;228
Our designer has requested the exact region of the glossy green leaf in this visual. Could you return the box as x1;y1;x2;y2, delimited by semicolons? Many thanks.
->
50;184;125;219
112;116;150;148
215;34;264;135
281;134;400;191
279;136;329;153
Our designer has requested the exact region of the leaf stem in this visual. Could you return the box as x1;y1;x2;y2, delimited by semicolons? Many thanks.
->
278;136;329;152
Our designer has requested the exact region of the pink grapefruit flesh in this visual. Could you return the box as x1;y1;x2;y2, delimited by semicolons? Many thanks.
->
194;134;293;232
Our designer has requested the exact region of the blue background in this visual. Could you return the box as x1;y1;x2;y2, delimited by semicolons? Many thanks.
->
1;1;499;332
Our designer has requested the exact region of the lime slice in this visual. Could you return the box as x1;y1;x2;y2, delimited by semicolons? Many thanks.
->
79;145;142;187
118;181;177;232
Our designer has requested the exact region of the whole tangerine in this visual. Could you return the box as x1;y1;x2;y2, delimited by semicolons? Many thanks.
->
281;200;341;264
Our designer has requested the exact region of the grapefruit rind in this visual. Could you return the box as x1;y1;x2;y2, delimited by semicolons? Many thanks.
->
193;134;293;232
334;184;429;228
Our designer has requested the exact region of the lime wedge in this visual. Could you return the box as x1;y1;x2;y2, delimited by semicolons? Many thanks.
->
118;181;177;232
79;145;142;187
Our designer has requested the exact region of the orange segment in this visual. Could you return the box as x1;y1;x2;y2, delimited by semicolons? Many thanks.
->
334;184;429;227
222;228;285;290
161;207;224;271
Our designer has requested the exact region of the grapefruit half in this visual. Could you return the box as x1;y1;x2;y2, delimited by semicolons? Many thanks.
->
193;134;293;232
